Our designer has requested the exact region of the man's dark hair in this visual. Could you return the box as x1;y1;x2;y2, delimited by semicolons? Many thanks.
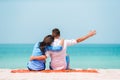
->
52;28;60;37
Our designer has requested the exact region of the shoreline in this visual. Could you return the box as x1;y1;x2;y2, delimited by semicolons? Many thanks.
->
0;69;120;80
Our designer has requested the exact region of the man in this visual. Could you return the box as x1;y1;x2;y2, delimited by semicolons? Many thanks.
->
45;28;96;70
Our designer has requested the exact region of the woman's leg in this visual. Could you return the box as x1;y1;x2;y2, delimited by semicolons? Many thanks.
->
27;63;46;71
27;67;33;71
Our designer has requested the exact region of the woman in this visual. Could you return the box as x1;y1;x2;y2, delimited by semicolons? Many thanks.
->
27;35;63;71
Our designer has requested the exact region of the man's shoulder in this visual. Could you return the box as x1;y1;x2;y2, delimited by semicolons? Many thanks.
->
51;39;60;46
53;39;74;43
53;39;61;43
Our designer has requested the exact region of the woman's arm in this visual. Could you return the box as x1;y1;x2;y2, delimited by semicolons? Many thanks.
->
47;46;62;51
30;55;47;61
76;30;96;43
46;39;64;51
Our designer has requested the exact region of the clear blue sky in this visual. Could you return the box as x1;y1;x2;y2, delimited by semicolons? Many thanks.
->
0;0;120;44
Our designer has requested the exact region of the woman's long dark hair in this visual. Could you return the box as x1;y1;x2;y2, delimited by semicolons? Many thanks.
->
39;35;54;55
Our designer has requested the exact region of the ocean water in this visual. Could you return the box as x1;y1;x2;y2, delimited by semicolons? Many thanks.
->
0;44;120;69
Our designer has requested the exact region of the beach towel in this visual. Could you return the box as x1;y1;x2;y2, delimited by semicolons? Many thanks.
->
11;69;98;73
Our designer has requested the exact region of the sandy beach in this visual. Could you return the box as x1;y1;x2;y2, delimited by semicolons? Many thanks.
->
0;69;120;80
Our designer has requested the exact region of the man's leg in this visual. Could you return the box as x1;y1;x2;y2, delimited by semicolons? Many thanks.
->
66;55;70;70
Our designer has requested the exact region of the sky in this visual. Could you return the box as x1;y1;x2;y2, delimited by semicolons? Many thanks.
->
0;0;120;44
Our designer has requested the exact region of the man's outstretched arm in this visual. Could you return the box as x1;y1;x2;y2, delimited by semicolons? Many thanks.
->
76;30;96;43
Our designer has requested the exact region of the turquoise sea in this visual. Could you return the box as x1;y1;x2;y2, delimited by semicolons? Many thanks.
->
0;44;120;69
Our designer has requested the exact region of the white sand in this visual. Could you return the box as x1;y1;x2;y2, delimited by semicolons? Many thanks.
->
0;69;120;80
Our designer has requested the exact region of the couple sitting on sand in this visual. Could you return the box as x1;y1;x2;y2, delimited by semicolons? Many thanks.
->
27;28;96;71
